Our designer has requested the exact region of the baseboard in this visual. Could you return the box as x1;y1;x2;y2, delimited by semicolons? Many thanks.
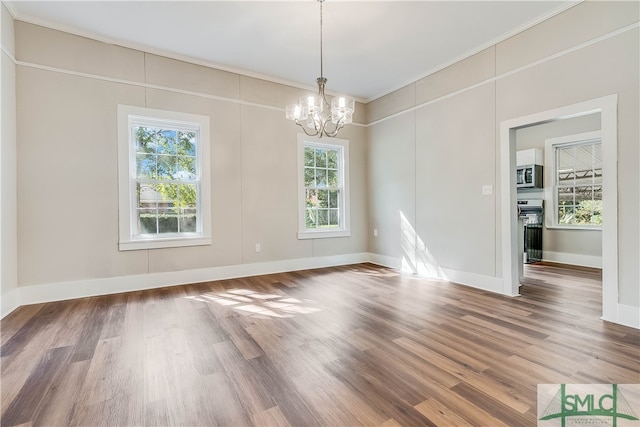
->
6;253;636;330
367;253;402;270
1;288;19;319
440;267;504;294
543;251;602;269
613;303;640;329
13;253;371;312
366;254;503;294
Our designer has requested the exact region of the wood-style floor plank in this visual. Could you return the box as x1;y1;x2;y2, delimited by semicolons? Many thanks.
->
1;262;639;426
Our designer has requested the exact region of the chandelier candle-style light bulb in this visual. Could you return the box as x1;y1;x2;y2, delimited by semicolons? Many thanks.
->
285;0;355;138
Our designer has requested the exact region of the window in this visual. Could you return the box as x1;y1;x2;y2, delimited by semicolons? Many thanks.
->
546;131;602;229
297;134;350;239
118;105;211;250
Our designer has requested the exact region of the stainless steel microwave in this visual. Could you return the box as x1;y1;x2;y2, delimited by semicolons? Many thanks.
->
516;164;543;189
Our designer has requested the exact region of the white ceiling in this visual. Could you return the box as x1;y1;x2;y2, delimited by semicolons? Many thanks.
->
6;1;577;102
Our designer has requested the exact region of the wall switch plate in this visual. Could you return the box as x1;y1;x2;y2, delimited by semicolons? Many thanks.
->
373;228;378;237
482;185;493;195
255;243;261;253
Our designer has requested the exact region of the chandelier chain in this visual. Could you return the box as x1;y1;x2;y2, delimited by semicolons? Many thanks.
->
319;0;324;79
284;0;354;138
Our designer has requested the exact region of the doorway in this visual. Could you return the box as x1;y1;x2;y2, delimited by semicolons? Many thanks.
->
499;95;618;322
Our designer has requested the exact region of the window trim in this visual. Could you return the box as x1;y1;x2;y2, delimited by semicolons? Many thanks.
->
297;134;351;239
117;105;212;250
544;130;602;231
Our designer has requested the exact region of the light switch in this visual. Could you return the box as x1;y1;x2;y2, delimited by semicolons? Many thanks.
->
482;185;493;195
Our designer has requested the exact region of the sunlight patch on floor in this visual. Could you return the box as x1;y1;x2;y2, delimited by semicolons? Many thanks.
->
185;289;323;319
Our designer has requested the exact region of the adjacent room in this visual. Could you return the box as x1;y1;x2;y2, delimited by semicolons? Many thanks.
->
1;1;638;426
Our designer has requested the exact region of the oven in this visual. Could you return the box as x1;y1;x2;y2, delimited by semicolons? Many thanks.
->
517;199;543;263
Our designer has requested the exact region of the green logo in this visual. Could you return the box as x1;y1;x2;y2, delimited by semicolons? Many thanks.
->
539;384;639;427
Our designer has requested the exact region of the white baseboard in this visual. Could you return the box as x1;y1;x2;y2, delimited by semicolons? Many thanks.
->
614;303;640;329
5;252;636;330
366;254;503;293
440;267;504;294
15;253;371;309
1;288;19;319
543;251;602;269
367;253;402;270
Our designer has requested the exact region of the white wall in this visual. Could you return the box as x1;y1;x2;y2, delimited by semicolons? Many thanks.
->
515;113;602;268
1;3;19;317
367;1;639;311
12;21;368;301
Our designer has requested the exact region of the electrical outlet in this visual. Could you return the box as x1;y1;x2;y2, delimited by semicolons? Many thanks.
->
482;184;493;195
255;243;261;253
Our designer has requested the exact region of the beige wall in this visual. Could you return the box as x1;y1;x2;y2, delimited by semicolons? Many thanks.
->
1;3;18;315
14;21;368;287
367;1;639;306
5;1;639;314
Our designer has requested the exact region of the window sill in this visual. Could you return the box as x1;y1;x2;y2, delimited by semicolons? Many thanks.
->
119;235;212;251
297;229;351;240
546;225;602;231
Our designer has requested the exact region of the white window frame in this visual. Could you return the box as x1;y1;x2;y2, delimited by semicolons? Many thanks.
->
297;134;350;239
117;105;211;250
544;130;602;231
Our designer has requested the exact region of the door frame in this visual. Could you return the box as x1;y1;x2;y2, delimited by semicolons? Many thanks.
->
499;94;618;322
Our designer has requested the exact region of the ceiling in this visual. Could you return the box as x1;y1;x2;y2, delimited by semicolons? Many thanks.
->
5;1;577;102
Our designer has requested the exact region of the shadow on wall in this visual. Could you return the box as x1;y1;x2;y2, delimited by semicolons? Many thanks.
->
400;211;448;281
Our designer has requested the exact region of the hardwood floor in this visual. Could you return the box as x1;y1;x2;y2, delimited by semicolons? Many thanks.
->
1;263;638;426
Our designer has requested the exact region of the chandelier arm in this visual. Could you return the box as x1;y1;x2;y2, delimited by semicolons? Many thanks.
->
295;120;318;137
324;120;345;138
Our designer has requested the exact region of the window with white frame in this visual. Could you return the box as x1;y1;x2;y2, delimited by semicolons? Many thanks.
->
297;135;350;239
546;131;602;229
117;105;211;250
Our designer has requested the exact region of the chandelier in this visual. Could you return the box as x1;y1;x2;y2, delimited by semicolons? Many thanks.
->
285;0;355;138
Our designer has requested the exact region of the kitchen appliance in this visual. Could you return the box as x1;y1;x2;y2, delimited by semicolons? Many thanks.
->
517;199;543;263
516;164;543;189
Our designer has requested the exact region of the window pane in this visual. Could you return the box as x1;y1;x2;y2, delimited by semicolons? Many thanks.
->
316;149;327;168
327;169;338;187
135;127;156;153
317;190;328;208
306;189;318;207
138;183;160;207
156;130;177;154
304;148;315;167
180;208;197;232
158;214;179;233
558;187;574;205
328;190;338;208
177;131;196;156
317;209;328;227
304;167;315;187
306;208;317;228
557;146;574;181
329;209;339;226
136;154;156;179
157;155;177;179
327;150;338;169
315;169;327;187
138;209;157;234
558;206;574;224
177;156;196;180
